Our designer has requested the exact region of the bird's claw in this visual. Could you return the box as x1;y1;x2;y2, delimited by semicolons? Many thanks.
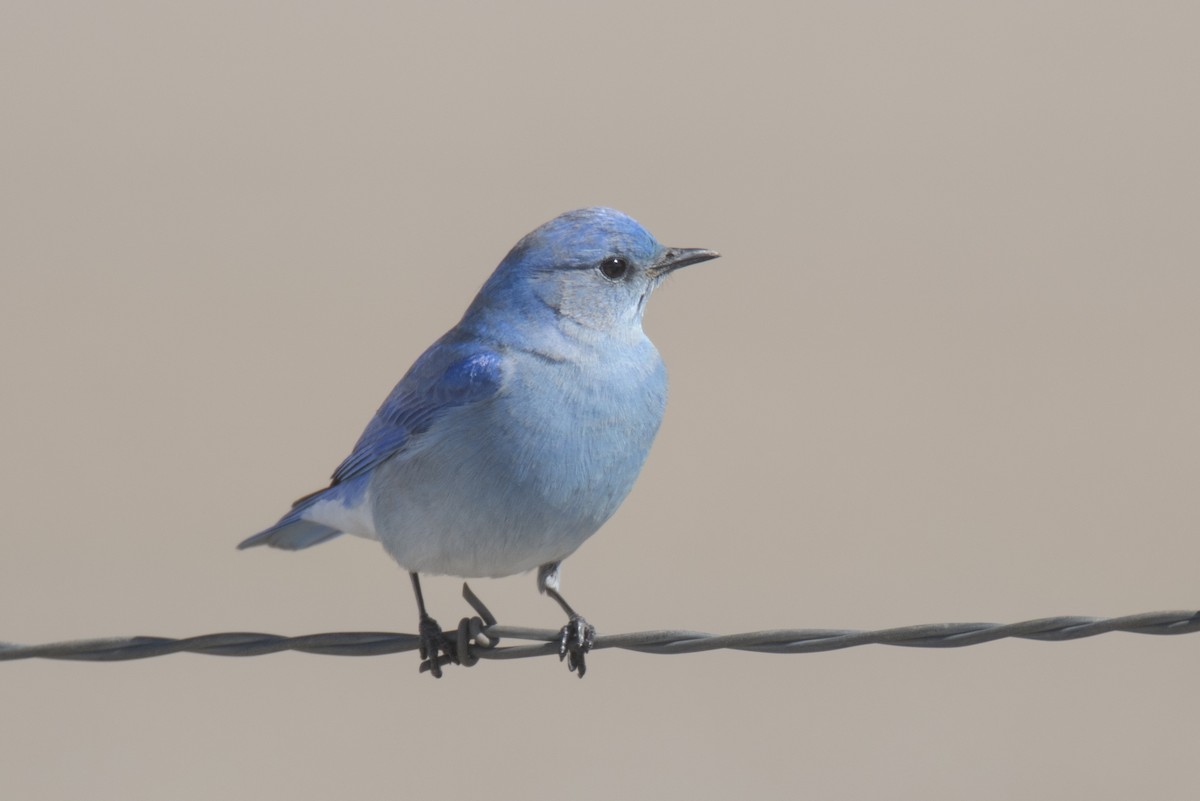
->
558;614;596;678
417;614;458;678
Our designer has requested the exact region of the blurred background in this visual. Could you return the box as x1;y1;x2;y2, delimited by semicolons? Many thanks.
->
2;2;1198;799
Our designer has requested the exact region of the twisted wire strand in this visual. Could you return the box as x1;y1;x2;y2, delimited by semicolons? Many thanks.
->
4;604;1198;664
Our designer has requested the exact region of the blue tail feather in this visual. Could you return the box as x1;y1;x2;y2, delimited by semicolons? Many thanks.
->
240;473;369;551
238;518;343;550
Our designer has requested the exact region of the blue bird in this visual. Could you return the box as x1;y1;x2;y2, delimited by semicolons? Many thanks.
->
239;207;718;677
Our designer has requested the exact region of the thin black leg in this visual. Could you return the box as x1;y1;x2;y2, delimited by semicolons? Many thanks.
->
410;571;455;678
538;562;596;678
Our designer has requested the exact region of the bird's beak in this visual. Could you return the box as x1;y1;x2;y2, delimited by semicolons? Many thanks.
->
649;247;721;278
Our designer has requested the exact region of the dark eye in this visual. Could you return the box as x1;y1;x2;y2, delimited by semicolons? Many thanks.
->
599;256;629;280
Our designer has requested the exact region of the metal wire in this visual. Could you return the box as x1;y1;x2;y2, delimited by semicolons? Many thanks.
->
3;588;1198;665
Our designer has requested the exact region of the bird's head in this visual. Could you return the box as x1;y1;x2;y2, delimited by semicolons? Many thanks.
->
472;207;719;337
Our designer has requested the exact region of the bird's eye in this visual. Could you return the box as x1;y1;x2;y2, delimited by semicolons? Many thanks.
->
599;256;629;280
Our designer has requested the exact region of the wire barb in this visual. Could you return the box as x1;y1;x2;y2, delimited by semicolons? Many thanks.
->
2;609;1198;664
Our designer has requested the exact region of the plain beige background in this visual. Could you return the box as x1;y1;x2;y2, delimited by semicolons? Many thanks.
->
3;3;1198;799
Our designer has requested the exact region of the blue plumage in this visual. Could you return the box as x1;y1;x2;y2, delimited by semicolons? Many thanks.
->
239;207;717;676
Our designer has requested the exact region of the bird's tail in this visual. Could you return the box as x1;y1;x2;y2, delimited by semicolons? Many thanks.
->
239;476;372;551
237;517;343;550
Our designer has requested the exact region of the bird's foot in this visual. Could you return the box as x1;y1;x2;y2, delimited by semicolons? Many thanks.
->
558;614;596;678
417;614;459;678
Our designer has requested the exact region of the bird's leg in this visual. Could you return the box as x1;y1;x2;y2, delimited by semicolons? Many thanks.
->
547;587;597;678
410;571;457;678
537;562;596;678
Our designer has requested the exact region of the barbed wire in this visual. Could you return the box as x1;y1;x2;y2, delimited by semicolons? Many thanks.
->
3;585;1198;666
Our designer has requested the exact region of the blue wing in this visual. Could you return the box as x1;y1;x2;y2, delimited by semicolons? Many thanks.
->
330;345;505;485
238;341;504;550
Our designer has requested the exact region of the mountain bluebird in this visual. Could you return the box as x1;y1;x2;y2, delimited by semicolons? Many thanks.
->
239;207;718;677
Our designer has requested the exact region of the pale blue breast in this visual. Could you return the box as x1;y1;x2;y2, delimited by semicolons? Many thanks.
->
366;337;667;577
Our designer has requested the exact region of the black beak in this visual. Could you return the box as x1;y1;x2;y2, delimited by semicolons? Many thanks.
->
650;247;721;277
